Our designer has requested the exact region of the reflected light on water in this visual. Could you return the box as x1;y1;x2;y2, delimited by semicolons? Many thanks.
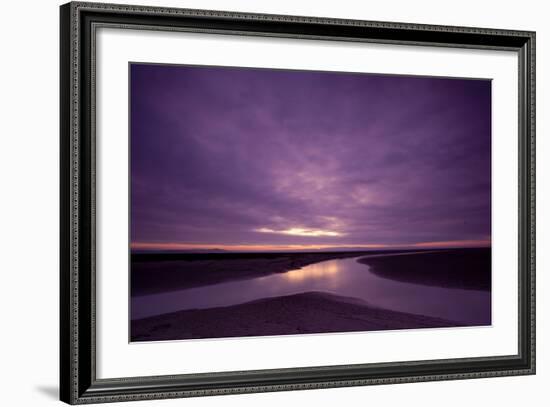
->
132;255;491;324
283;261;341;282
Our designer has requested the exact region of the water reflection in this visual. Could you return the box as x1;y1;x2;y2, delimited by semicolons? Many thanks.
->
283;261;341;282
131;256;491;326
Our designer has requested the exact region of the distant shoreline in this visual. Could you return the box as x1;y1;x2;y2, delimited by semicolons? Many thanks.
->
131;291;464;342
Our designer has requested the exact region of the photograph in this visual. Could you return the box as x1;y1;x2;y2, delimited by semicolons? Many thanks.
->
56;1;536;404
129;63;493;342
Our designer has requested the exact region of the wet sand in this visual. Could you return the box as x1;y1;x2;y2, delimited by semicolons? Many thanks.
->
131;291;461;342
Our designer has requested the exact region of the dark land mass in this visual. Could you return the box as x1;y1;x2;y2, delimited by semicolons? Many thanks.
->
359;248;491;291
131;249;433;296
131;291;462;342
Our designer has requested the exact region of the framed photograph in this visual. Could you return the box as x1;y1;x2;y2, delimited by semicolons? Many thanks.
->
60;1;536;404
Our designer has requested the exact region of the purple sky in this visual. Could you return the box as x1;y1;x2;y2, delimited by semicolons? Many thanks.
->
130;64;491;251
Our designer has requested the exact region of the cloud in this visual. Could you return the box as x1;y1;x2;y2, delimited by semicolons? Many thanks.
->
130;64;491;248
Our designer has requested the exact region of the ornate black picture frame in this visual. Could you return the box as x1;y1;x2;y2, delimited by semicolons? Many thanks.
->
60;2;535;404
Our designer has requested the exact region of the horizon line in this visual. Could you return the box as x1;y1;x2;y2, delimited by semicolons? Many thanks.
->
130;239;491;252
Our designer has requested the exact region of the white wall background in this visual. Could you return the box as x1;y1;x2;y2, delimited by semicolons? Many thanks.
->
0;0;546;406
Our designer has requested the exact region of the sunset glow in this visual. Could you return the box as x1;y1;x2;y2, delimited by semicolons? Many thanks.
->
255;227;343;237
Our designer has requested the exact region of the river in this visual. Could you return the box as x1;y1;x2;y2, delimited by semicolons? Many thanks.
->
131;253;491;325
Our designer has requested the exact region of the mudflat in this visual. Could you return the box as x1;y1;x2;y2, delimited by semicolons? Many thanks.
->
131;291;461;342
358;248;491;291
